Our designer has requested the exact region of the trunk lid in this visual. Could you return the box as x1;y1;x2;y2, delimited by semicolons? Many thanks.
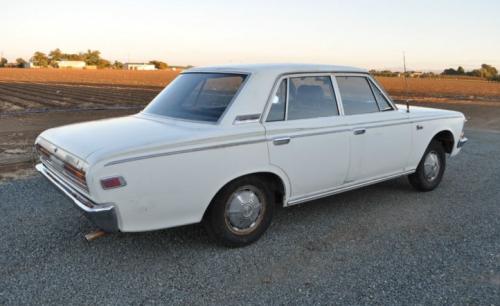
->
38;113;214;162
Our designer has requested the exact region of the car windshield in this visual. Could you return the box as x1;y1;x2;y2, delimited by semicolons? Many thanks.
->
143;73;247;122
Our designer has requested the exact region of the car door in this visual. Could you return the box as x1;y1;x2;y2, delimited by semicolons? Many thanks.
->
263;74;351;202
334;74;412;182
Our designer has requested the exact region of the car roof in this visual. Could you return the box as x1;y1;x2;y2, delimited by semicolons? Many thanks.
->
185;63;368;75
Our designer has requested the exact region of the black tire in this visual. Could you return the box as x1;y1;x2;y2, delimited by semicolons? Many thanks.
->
204;176;275;247
408;140;446;191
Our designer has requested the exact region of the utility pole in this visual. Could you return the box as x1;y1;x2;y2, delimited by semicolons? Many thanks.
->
403;51;410;113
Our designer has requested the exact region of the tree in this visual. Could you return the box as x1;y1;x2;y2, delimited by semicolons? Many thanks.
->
442;68;457;75
457;66;465;75
31;52;49;67
112;61;124;69
0;57;7;67
49;48;63;61
96;59;111;69
82;49;102;66
16;58;27;68
149;60;168;69
481;64;498;78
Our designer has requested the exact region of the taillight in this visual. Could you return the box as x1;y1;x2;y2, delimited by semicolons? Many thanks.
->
100;176;126;190
36;144;50;158
63;163;87;185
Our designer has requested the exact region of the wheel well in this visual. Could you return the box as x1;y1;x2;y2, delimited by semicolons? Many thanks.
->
253;172;286;205
205;172;286;217
432;130;454;153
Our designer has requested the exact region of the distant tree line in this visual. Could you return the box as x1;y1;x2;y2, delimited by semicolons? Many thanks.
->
0;49;179;70
370;63;500;82
442;64;499;81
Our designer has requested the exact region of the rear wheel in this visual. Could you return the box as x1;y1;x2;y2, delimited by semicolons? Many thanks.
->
408;140;446;191
204;176;274;247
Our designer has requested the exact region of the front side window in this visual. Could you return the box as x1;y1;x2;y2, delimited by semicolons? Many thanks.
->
267;79;287;122
369;80;393;111
336;76;379;115
144;73;246;122
287;76;339;120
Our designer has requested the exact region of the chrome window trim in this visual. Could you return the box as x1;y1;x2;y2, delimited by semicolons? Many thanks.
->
333;72;398;113
263;72;343;123
368;75;398;110
367;78;395;111
284;78;290;120
334;74;384;116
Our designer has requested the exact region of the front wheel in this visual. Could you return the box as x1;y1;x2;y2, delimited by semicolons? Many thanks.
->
408;140;446;191
204;176;274;247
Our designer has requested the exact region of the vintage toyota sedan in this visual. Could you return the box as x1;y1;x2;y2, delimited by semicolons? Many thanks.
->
35;64;467;246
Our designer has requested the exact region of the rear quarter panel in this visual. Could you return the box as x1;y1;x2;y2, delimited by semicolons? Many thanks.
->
86;126;290;232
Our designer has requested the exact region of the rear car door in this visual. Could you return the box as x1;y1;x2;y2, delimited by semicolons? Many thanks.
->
335;74;412;182
263;74;351;202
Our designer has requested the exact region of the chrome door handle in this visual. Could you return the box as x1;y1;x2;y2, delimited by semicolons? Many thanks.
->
273;137;291;145
353;129;366;135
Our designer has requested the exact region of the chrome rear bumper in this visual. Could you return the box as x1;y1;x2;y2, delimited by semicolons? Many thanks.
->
36;163;119;232
457;136;468;148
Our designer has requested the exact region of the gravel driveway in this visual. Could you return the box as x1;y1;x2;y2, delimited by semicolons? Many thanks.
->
0;129;499;305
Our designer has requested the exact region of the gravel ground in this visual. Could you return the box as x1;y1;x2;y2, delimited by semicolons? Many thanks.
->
0;129;499;305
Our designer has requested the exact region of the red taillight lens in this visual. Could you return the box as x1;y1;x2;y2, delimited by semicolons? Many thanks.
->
100;177;126;190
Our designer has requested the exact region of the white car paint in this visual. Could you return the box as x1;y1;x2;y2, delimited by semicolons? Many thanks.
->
35;64;466;232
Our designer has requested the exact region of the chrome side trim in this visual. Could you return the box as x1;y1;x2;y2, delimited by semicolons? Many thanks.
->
104;138;266;167
105;115;462;167
287;170;415;206
290;128;351;139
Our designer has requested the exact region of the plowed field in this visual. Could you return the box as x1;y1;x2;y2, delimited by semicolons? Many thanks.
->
1;68;499;180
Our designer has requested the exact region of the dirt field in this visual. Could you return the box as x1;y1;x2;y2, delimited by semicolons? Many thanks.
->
1;69;500;180
0;68;178;87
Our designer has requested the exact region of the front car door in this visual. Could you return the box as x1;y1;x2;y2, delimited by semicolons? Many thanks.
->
263;74;351;204
334;74;412;182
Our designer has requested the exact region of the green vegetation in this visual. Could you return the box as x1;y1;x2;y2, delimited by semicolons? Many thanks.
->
24;49;167;69
16;58;27;68
369;70;399;77
442;64;499;81
0;57;7;67
31;52;49;67
371;64;500;82
112;61;124;69
149;60;169;69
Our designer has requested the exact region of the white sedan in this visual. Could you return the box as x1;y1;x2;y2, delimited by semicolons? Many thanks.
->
35;64;467;246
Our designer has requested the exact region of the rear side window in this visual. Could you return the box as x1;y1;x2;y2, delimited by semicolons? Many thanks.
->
267;79;287;122
287;76;339;120
336;76;379;115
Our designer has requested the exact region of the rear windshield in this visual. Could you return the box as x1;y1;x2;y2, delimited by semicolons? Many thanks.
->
144;73;247;122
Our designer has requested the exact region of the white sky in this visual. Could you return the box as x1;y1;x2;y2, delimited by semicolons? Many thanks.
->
2;0;500;71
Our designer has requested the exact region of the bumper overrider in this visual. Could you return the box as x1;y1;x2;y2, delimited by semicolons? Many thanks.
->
36;163;119;232
457;136;468;148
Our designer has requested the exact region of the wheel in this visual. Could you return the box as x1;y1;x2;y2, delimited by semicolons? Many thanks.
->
408;140;446;191
204;176;274;247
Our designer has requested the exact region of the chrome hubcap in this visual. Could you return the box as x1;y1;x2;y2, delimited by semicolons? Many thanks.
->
423;151;440;181
225;185;264;234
